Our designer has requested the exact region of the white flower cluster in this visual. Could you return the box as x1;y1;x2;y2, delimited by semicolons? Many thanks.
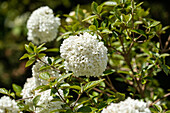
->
35;89;64;113
0;96;20;113
21;77;39;106
60;32;108;77
101;97;151;113
32;57;60;85
27;6;60;45
21;57;65;112
21;77;64;113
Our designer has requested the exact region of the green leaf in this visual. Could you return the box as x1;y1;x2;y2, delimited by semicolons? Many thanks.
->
141;79;146;84
128;86;135;93
89;25;96;31
60;85;81;91
29;42;35;49
122;14;132;23
136;2;143;7
83;79;104;91
0;88;9;95
97;5;103;14
91;2;98;14
93;19;98;28
131;29;147;38
10;92;15;98
103;69;115;76
37;43;46;50
25;58;36;67
113;31;118;38
161;64;169;75
20;53;29;60
12;84;22;93
29;54;36;59
153;104;162;112
77;106;92;112
82;15;98;22
34;85;47;90
75;4;80;20
38;53;46;59
57;73;72;83
53;58;63;64
160;53;170;58
72;22;79;31
149;21;160;28
46;48;59;52
65;109;73;113
101;29;112;34
162;26;170;31
37;47;47;53
33;95;41;106
103;1;117;6
165;110;170;113
47;57;52;64
50;109;67;113
115;77;124;82
115;92;125;101
39;72;50;80
25;44;33;53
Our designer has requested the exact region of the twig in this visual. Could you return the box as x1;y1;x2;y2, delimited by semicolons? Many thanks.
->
16;96;33;101
119;36;126;54
106;75;117;92
127;34;143;55
55;87;73;110
150;93;170;106
72;76;112;96
37;57;60;72
158;34;163;50
73;93;82;107
108;45;124;56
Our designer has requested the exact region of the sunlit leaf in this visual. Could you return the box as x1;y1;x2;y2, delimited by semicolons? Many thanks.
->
39;72;50;80
83;79;104;91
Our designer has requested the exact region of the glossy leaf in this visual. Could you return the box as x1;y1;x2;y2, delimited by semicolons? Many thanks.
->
77;106;92;112
33;95;41;106
83;79;104;91
57;73;72;83
39;72;50;80
103;1;117;6
25;58;36;67
131;29;147;38
20;53;29;60
12;84;22;93
91;2;98;14
0;88;9;95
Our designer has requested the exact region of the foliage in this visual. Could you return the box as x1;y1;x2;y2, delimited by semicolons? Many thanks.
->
0;0;170;112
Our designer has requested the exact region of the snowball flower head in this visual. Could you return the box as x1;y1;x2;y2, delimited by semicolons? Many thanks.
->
0;96;20;113
21;77;64;112
101;97;151;113
34;89;64;113
27;6;60;45
60;32;108;77
32;57;61;85
21;77;39;106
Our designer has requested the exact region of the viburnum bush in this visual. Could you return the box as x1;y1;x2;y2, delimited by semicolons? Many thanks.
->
0;0;170;113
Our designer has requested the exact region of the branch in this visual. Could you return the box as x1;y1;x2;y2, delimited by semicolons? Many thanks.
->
73;76;112;96
127;34;143;55
37;57;60;72
16;96;33;101
150;93;170;106
106;75;117;92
